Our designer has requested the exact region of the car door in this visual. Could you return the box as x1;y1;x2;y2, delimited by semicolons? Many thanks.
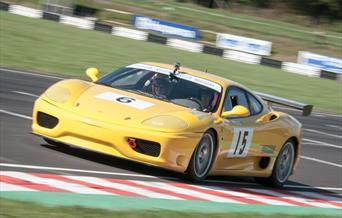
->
214;86;282;171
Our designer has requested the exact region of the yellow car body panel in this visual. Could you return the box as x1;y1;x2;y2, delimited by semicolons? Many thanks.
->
32;62;302;180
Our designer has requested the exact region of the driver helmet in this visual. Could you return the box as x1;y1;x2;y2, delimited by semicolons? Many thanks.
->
200;89;213;111
152;77;172;97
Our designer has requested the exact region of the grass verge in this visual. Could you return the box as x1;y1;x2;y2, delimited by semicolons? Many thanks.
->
103;0;342;60
6;0;342;61
0;12;341;113
0;197;340;218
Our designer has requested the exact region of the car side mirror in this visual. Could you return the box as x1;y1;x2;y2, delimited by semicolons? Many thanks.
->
86;68;99;82
222;105;250;118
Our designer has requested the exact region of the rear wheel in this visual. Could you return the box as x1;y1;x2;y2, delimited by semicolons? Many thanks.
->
187;130;216;182
256;139;295;187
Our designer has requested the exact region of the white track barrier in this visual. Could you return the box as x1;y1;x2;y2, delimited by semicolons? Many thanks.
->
166;39;203;53
223;50;261;64
60;15;95;30
282;62;320;77
112;27;148;41
9;5;42;18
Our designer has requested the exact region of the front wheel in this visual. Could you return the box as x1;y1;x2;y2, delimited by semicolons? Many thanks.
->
187;131;216;182
256;139;295;187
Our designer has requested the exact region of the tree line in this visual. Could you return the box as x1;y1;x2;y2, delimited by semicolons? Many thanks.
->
193;0;342;21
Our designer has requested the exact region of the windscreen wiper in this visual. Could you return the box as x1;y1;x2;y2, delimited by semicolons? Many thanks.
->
96;81;111;87
127;89;172;103
153;94;172;103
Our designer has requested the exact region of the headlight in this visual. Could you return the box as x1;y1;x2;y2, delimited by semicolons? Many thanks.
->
45;86;70;103
142;116;188;129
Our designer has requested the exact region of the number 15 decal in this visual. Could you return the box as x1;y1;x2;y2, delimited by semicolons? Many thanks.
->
228;128;254;158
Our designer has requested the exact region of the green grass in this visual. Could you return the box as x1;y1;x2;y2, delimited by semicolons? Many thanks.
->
109;0;342;44
101;0;342;59
0;198;339;218
7;0;342;60
0;12;341;113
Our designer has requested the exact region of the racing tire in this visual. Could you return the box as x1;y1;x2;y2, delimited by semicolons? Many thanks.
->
255;139;295;188
187;130;216;182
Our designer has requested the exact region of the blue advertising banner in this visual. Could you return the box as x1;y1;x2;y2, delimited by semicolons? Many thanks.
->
132;15;200;40
298;52;342;74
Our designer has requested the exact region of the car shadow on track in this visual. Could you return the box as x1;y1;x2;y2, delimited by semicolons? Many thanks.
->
40;142;183;180
40;142;341;196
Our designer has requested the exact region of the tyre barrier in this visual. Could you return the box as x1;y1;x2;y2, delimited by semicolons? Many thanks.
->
1;2;340;82
94;22;112;33
42;12;60;22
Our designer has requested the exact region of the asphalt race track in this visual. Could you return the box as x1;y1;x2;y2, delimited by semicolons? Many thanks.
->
0;67;341;196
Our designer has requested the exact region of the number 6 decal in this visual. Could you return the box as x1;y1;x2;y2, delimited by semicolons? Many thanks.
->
96;92;154;110
116;97;135;103
228;128;253;157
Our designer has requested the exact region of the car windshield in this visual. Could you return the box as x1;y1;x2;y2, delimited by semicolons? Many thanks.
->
96;64;222;113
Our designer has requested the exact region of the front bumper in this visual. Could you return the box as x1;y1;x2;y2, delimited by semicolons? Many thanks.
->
32;98;202;172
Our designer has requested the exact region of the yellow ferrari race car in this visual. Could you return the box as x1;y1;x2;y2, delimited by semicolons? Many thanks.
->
32;62;312;187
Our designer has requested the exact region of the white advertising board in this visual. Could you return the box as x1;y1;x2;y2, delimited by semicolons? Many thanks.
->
298;51;342;74
217;33;272;56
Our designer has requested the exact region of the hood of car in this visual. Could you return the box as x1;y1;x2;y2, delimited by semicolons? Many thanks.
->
70;85;214;132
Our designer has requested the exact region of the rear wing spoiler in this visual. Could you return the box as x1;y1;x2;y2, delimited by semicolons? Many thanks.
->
255;92;313;116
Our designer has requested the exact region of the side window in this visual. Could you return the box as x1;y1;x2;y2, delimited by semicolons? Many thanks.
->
247;92;263;115
223;86;249;112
